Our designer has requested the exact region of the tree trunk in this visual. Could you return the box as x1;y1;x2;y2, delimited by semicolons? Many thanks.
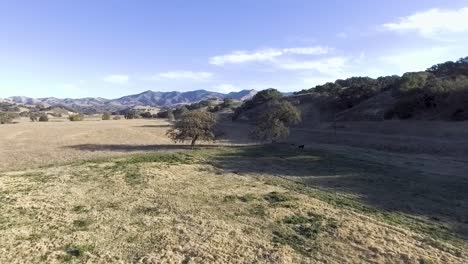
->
191;136;198;148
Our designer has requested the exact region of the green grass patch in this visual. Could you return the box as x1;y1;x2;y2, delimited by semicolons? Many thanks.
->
263;191;297;205
124;167;144;185
71;205;88;213
261;176;465;246
135;206;161;216
61;244;94;261
272;212;339;256
72;219;91;231
223;193;257;203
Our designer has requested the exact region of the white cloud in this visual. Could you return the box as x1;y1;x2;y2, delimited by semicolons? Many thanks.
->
212;83;240;93
209;46;330;65
279;57;348;75
383;7;468;39
282;46;331;55
151;71;213;81
103;74;129;84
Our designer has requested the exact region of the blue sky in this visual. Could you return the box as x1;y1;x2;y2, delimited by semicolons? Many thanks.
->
1;0;468;98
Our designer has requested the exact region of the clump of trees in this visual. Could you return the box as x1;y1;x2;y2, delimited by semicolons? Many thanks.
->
186;98;219;111
173;106;189;119
124;111;138;119
69;114;84;121
250;100;301;142
386;68;468;120
166;111;219;147
290;56;468;121
102;112;111;120
233;88;283;120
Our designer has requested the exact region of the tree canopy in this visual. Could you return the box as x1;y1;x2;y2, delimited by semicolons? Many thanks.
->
251;100;301;142
166;111;219;147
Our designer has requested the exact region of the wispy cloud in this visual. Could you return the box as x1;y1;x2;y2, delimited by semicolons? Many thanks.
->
209;46;330;65
383;7;468;39
103;74;129;84
151;71;213;81
279;57;348;75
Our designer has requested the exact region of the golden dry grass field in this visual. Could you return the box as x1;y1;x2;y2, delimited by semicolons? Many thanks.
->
1;119;467;263
0;118;240;172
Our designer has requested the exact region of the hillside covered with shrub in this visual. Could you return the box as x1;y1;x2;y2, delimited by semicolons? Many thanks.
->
289;57;468;121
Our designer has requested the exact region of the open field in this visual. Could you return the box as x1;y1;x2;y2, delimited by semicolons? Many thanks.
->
1;119;468;263
0;119;251;172
1;147;467;263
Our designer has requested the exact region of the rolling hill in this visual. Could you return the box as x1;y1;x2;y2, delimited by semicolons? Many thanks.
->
3;89;257;113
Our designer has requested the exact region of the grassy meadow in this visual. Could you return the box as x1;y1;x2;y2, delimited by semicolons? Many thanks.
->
1;139;467;263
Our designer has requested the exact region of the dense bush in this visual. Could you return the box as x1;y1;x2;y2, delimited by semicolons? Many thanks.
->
139;112;152;119
69;114;84;121
39;115;49;122
156;110;169;118
0;112;18;124
29;112;39;122
102;112;111;120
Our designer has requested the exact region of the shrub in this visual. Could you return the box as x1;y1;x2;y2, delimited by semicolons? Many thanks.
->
124;111;138;119
69;114;84;121
39;115;49;122
397;72;432;94
30;113;39;122
113;115;121;120
156;110;169;118
0;112;18;124
102;112;111;120
140;112;152;119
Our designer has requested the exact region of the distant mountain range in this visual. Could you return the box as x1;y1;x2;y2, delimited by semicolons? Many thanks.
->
3;89;257;113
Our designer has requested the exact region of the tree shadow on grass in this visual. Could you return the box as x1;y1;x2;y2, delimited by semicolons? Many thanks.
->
133;125;171;128
64;143;468;240
208;145;468;241
65;143;249;152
